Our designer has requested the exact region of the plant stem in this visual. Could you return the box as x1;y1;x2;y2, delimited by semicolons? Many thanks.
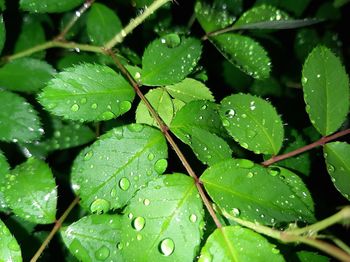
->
262;128;350;166
104;0;171;49
107;50;222;228
30;197;80;262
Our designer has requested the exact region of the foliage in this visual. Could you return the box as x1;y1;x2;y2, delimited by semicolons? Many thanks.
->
0;0;349;261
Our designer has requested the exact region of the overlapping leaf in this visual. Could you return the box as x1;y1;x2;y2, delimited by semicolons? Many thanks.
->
200;159;315;224
0;15;5;54
0;219;22;262
0;151;10;211
255;0;311;16
1;158;57;224
71;124;168;211
198;226;284;262
302;46;349;136
219;93;284;155
20;0;84;13
38;63;135;122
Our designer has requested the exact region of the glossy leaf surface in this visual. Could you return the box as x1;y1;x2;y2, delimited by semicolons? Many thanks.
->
0;15;5;54
20;0;84;13
0;151;10;211
0;219;22;262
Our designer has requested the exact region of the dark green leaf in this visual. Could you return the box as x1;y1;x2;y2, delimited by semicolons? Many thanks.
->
251;77;282;97
0;15;5;54
302;46;349;136
233;19;321;30
141;35;202;86
61;215;122;262
0;90;43;143
20;0;84;13
0;151;10;211
38;63;135;122
2;158;57;224
255;0;311;16
334;0;350;8
0;219;22;262
294;29;319;62
198;226;284;262
56;53;97;70
133;0;154;8
87;3;122;45
324;142;350;200
222;60;252;92
0;0;5;11
120;174;204;261
0;58;55;93
296;250;330;262
219;93;284;155
71;124;168;211
200;159;315;224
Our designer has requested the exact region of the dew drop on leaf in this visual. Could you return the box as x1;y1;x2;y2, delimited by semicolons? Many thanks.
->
119;177;130;191
117;242;123;250
225;109;235;118
71;104;80;112
80;98;87;104
100;111;114;120
232;208;240;216
199;251;212;262
110;188;117;197
162;33;181;48
327;164;335;173
132;216;146;231
268;167;280;176
154;159;168;174
90;199;110;214
241;142;249;149
189;214;197;223
137;234;142;240
127;123;144;132
91;103;98;109
159;238;175;256
84;151;93;161
143;199;150;206
222;119;230;126
237;159;254;169
246;172;254;178
95;245;110;261
147;153;155;161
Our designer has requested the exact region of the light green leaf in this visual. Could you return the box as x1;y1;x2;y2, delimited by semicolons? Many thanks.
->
20;0;84;13
71;124;168;211
0;15;5;54
198;226;284;262
87;3;122;45
200;159;315;224
141;35;202;86
0;58;55;93
171;101;232;166
0;90;43;143
324;142;350;200
2;158;57;224
302;46;349;136
219;93;284;155
120;173;204;261
0;219;22;262
135;87;174;127
0;151;10;211
38;63;135;122
14;16;46;59
61;214;122;262
212;34;271;79
165;78;214;103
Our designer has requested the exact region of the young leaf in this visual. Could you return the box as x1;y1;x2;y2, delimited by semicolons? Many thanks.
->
0;151;10;211
165;78;214;103
86;3;122;45
135;87;174;127
0;58;55;93
2;158;57;224
211;34;271;79
219;93;284;155
120;173;204;261
71;124;168;212
0;15;5;55
38;63;135;122
20;0;84;13
141;35;202;86
0;218;22;262
0;90;43;143
171;101;232;166
198;226;284;262
61;214;122;262
324;142;350;200
200;159;315;224
302;46;349;136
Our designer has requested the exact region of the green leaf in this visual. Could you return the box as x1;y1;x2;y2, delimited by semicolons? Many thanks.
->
20;0;84;13
200;159;315;224
56;53;97;70
71;124;168;211
255;0;311;16
198;226;284;262
0;15;5;54
0;90;43;143
0;219;22;262
165;78;214;103
232;18;321;30
302;46;349;136
136;88;174;127
0;0;5;11
14;16;46;59
296;251;330;262
120;173;204;261
294;29;319;62
334;0;350;8
38;63;135;122
61;214;122;262
0;151;10;211
87;3;122;45
141;35;202;86
171;101;232;166
219;93;284;155
211;34;271;79
0;58;55;93
2;158;57;224
324;142;350;200
251;77;282;97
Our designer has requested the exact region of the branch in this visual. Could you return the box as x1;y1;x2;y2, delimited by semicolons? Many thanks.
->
262;128;350;166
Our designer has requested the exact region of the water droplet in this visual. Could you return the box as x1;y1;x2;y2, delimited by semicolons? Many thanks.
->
237;159;254;169
127;124;143;132
147;153;155;161
91;103;98;109
119;177;130;191
268;167;280;176
199;252;212;262
110;188;117;197
120;101;132;114
232;208;240;216
100;111;114;120
201;104;207;110
71;104;79;112
54;131;61;138
162;33;181;48
143;199;150;206
137;234;143;240
246;172;254;178
241;142;248;149
271;247;280;254
327;164;335;173
117;242;123;250
84;151;93;161
95;245;110;260
222;119;230;126
132;216;146;231
189;214;197;223
159;238;175;256
241;113;247;118
225;109;235;118
80;98;87;104
302;76;308;84
135;72;141;79
90;199;110;214
128;213;133;219
154;159;168;174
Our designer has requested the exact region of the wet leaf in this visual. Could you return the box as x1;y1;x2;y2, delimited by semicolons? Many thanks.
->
20;0;84;13
296;250;330;262
0;218;22;262
0;15;5;54
0;151;10;211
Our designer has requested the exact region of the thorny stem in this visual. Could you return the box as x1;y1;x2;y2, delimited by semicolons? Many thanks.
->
262;128;350;166
30;197;80;262
107;50;222;228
